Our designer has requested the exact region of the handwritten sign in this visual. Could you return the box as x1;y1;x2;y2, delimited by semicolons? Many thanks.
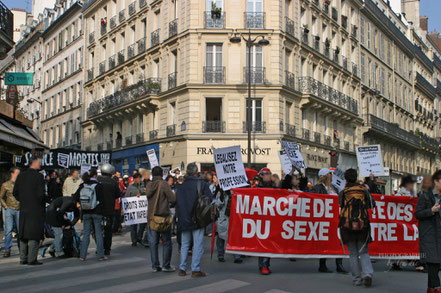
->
356;145;384;177
213;145;249;191
280;140;307;169
122;196;148;225
146;149;159;168
332;167;346;193
278;150;293;175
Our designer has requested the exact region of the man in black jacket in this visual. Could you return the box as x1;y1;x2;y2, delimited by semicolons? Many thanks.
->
97;164;121;255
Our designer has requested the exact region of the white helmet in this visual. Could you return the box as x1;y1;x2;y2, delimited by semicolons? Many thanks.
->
100;163;115;175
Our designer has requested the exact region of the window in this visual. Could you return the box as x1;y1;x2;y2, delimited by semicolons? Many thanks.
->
206;44;222;67
169;102;176;124
247;0;263;13
205;98;223;132
367;22;371;49
361;54;365;83
246;45;263;83
246;99;263;131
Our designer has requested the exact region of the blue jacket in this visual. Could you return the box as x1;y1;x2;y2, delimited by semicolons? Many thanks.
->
176;176;213;231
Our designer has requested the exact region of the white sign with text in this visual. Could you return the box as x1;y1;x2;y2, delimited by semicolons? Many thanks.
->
122;196;148;225
146;149;159;168
356;145;385;177
213;145;249;191
280;140;307;169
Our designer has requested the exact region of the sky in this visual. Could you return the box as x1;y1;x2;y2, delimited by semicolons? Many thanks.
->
2;0;441;32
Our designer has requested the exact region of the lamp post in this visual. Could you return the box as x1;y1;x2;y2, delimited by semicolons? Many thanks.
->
230;30;269;168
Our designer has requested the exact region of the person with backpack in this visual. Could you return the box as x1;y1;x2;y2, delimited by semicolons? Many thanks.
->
126;173;147;247
146;166;176;272
74;169;106;261
176;163;213;277
338;168;375;287
45;196;80;258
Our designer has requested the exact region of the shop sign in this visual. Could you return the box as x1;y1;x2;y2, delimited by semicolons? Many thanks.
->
197;147;271;156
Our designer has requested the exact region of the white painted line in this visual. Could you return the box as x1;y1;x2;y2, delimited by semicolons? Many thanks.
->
265;290;293;293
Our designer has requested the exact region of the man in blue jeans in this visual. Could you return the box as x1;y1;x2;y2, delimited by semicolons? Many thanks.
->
0;167;20;257
176;163;213;277
145;166;176;272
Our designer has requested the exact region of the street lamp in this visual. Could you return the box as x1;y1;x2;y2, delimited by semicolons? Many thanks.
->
230;30;270;168
27;98;42;105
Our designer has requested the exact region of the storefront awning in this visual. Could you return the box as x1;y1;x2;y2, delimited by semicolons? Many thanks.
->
0;118;47;150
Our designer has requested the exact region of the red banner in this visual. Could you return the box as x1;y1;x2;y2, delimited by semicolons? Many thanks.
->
226;188;419;259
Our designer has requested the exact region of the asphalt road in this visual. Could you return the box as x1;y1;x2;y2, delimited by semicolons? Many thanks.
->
0;227;427;293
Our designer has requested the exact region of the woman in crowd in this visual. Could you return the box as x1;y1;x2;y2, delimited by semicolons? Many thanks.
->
47;176;63;202
395;175;417;197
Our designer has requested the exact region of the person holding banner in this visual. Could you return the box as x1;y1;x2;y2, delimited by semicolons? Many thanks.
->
339;169;375;287
415;170;441;293
311;168;347;274
126;173;147;247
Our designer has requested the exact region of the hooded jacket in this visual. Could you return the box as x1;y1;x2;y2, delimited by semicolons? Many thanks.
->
146;176;176;221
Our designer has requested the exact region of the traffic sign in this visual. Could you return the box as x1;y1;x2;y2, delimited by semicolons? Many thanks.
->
6;85;17;105
5;72;34;85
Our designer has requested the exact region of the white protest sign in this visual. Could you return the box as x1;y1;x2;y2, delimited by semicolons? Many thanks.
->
356;145;385;177
162;166;171;180
280;140;307;169
146;149;159;168
81;164;91;176
213;145;249;191
278;150;293;175
332;167;346;193
122;196;148;225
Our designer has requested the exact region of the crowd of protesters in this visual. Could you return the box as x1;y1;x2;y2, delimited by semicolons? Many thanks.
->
1;157;441;291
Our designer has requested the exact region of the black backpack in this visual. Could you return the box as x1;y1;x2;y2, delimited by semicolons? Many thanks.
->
192;180;219;228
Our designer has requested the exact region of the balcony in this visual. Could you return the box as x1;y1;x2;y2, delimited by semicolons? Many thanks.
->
312;0;320;7
125;136;132;146
342;56;348;71
100;24;106;36
204;11;225;29
344;141;350;151
115;138;122;149
147;77;161;94
136;133;144;143
352;27;358;38
128;1;136;16
127;43;135;59
204;66;225;84
352;62;358;76
244;67;265;84
202;121;225;133
149;130;158;140
301;29;309;44
302;128;310;141
285;17;294;36
109;16;116;29
418;133;440;150
285;124;296;137
364;114;420;147
117;49;125;65
99;61;106;75
322;3;329;14
314;132;321;143
137;37;146;53
285;71;295;89
298;76;358;113
166;124;176;137
333;49;339;63
108;55;116;70
324;135;331;146
87;68;94;82
312;35;320;50
88;31;95;44
334;138;340;149
106;141;112;150
243;121;266;133
119;9;126;23
341;15;348;29
87;79;149;117
151;29;160;47
415;72;436;99
244;12;265;29
168;72;177;89
139;0;147;8
331;7;338;22
169;19;178;38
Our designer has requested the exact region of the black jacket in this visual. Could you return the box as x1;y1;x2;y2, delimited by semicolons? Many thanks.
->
311;183;329;195
97;175;121;216
415;190;441;263
47;179;63;202
13;168;46;241
46;196;80;227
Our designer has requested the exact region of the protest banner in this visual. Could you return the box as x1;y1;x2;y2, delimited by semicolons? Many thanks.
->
146;149;159;168
162;166;171;179
213;145;249;191
331;167;346;193
226;188;419;259
280;140;307;169
356;145;385;177
121;196;148;225
278;150;293;175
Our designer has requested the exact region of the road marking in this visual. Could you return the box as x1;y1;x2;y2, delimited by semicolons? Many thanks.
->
171;279;250;293
0;257;144;284
265;290;293;293
82;275;190;293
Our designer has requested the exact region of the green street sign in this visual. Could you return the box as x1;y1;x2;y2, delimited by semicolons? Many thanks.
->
5;72;34;85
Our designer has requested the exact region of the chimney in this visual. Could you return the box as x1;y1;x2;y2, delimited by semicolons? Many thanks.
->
428;31;441;52
420;16;428;32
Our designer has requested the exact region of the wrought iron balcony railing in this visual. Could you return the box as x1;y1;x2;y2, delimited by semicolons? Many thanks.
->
106;141;112;150
137;37;146;53
285;17;294;36
169;18;178;37
285;71;295;89
88;31;95;44
108;55;116;70
419;133;439;149
332;7;338;22
125;136;133;146
100;24;106;35
115;138;122;148
147;77;161;94
149;130;158;140
166;124;176;137
99;61;106;75
243;121;266;133
352;27;358;38
119;9;126;23
117;49;125;65
312;35;320;50
127;43;135;59
344;141;350;151
342;56;348;71
364;114;420;146
109;16;116;29
352;62;358;76
324;135;331;146
416;72;437;98
323;44;330;59
244;12;265;29
301;29;308;44
341;15;348;29
302;128;310;141
151;29;160;47
323;3;329;14
139;0;147;8
168;72;177;89
129;1;136;16
244;67;265;84
136;133;144;143
204;66;225;84
204;11;225;29
298;76;358;113
202;121;225;133
285;124;296;137
314;132;321;143
87;68;94;82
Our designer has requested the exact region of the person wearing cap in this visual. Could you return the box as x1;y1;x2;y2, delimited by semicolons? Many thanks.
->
281;168;302;191
395;175;417;197
255;167;276;275
311;168;347;274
